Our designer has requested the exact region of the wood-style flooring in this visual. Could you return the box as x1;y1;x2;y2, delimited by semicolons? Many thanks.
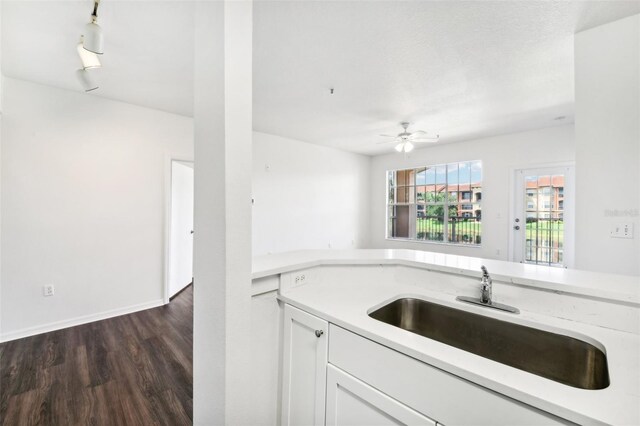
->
0;286;193;426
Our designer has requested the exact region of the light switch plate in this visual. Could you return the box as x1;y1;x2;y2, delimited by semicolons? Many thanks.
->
610;223;633;239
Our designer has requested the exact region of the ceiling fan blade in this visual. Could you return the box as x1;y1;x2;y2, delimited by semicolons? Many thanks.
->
410;130;427;135
379;134;398;138
412;139;439;143
376;139;400;145
409;133;438;140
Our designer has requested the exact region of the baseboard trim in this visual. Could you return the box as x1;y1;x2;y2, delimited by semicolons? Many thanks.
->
0;298;165;343
169;281;193;301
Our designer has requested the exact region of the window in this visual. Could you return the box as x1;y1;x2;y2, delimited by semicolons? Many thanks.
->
387;161;482;245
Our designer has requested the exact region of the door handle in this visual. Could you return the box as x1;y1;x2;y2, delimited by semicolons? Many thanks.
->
190;230;194;234
315;330;324;338
514;225;520;230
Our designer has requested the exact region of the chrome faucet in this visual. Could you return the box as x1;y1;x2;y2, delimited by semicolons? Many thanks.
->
480;265;492;304
456;265;519;314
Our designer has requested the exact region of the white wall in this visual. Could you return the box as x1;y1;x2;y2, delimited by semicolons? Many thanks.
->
0;0;4;341
575;14;640;276
0;77;194;341
369;125;575;261
252;131;371;256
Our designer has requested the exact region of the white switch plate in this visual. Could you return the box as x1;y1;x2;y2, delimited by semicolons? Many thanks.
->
610;223;633;239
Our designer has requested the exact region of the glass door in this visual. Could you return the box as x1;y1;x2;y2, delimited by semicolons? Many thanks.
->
512;166;574;268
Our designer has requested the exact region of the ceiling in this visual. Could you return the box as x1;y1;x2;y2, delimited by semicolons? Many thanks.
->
2;1;195;117
2;1;639;154
253;1;640;155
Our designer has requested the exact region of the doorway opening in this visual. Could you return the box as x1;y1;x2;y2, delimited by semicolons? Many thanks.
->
167;160;194;301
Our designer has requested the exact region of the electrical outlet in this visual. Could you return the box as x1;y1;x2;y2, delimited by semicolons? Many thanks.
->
43;285;55;297
294;274;307;285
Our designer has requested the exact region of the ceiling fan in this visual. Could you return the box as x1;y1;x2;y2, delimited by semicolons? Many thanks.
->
379;122;439;153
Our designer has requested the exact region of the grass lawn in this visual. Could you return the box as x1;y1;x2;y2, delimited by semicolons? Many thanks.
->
525;220;564;244
414;218;564;245
416;218;482;236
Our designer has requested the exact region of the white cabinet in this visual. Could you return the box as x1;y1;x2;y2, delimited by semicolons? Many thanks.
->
280;304;570;426
328;325;570;426
326;364;436;426
281;304;328;426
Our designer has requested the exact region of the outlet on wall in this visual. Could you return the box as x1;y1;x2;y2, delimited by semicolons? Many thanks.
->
294;274;307;285
43;285;55;297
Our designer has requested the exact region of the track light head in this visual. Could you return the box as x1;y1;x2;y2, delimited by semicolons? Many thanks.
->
77;37;101;69
76;68;99;92
82;1;103;54
83;20;104;55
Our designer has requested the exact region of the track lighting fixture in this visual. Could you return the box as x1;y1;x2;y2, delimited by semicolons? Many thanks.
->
76;0;103;92
76;69;99;92
83;0;103;55
77;36;101;69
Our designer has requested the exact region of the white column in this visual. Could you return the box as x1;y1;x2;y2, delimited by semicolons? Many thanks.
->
193;0;253;424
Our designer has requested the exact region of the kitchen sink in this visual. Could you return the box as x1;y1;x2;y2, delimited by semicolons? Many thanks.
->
368;297;609;390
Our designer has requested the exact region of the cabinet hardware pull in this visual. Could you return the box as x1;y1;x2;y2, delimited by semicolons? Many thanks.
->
315;330;324;338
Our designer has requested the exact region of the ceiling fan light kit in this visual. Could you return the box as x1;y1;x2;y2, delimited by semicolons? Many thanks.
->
77;0;103;92
379;121;440;154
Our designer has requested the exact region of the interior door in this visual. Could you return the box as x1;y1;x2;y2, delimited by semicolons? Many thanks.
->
512;165;574;268
169;161;194;298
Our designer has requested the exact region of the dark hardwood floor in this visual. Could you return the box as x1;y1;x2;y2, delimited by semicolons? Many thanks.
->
0;286;193;426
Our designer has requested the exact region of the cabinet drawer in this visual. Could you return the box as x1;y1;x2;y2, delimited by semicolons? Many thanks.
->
328;325;571;426
326;364;436;426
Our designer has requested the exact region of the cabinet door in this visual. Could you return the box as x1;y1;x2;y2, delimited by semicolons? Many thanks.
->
281;304;328;426
326;365;436;426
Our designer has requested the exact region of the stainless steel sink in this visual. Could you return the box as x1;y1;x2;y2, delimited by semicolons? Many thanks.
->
368;297;609;390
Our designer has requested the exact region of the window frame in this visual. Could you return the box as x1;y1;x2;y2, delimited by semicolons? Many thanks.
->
385;161;483;246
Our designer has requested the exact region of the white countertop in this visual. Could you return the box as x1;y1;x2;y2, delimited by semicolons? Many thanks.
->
254;249;640;425
279;278;640;425
253;249;640;305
